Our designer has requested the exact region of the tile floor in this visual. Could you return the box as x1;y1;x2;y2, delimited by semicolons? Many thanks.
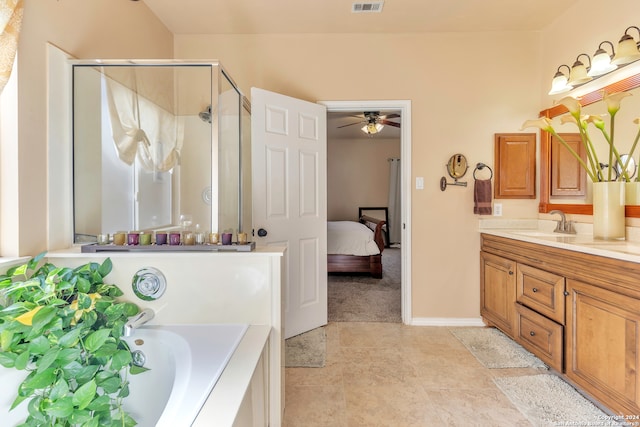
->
283;322;544;426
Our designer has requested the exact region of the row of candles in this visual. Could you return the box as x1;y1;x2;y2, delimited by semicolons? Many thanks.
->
97;230;248;246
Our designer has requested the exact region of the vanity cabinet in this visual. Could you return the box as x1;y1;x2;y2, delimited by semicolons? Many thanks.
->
481;233;640;417
565;279;640;417
480;251;516;338
480;247;565;370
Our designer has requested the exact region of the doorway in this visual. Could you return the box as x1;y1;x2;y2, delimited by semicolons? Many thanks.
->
319;100;412;324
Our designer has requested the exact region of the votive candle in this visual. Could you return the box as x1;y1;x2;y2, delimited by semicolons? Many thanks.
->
113;232;126;246
169;232;181;245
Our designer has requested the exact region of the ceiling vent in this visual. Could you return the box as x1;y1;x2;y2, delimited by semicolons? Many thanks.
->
352;2;384;13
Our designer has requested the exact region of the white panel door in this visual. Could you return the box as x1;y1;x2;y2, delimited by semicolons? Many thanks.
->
251;88;327;339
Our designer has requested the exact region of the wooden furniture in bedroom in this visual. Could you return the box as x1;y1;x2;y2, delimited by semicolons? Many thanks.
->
358;207;390;247
327;215;386;278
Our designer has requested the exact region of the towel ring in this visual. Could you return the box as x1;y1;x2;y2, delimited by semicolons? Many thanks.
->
473;163;493;180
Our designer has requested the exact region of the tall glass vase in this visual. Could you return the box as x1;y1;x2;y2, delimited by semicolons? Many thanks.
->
593;181;625;240
625;181;640;205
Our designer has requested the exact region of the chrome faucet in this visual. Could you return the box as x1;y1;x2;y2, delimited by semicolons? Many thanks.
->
550;209;576;234
124;308;155;337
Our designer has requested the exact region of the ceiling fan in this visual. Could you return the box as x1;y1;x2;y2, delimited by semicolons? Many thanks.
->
337;111;401;135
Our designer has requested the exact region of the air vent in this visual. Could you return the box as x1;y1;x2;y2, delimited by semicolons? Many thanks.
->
352;1;384;13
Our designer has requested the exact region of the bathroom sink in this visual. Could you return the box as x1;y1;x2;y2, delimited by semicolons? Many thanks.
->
575;241;640;255
509;230;563;238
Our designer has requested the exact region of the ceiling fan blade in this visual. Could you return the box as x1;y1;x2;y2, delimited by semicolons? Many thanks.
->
380;119;401;128
380;113;400;120
337;120;365;128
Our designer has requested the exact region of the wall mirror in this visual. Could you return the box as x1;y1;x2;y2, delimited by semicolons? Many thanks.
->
446;154;469;179
539;72;640;217
72;61;251;242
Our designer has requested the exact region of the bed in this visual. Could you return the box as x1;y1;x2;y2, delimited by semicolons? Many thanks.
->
327;215;386;278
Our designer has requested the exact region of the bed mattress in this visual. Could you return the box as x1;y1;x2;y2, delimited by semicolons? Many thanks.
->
327;221;381;256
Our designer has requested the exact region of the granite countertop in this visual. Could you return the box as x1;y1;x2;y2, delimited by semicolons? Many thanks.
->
479;219;640;264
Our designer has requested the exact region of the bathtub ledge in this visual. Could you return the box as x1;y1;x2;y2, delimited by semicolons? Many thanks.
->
193;324;271;427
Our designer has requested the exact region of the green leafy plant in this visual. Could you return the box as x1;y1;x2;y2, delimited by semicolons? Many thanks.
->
0;253;148;427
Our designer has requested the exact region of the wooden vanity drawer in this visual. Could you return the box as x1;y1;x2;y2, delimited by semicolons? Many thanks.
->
516;263;565;325
515;303;563;372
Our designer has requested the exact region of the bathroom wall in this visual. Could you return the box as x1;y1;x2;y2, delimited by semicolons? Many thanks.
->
174;1;637;320
174;31;542;320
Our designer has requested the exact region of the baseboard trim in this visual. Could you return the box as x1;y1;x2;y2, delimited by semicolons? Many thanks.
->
409;317;486;327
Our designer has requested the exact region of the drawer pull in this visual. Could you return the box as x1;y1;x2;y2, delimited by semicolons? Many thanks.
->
529;331;536;336
509;271;514;275
532;287;538;293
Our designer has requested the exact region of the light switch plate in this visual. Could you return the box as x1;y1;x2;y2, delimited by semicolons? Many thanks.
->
416;177;424;190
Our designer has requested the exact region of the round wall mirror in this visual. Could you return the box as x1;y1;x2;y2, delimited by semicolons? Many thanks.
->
616;154;637;181
447;154;469;179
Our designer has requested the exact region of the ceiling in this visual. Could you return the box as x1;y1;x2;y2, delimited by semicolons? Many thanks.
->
142;0;579;35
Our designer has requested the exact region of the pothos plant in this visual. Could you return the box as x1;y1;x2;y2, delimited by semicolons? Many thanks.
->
0;253;148;427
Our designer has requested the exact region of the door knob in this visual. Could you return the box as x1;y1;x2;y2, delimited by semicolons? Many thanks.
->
257;228;268;237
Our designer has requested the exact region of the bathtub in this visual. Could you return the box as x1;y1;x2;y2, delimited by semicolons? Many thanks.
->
123;323;249;427
0;323;248;427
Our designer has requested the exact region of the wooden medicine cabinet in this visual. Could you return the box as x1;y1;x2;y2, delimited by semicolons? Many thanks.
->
494;133;536;199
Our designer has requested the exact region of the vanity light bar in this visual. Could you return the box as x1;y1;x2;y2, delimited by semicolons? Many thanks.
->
549;25;640;95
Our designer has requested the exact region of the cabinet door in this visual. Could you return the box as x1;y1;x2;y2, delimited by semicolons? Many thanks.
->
516;263;565;325
551;133;586;197
494;133;536;199
566;279;640;416
480;251;516;338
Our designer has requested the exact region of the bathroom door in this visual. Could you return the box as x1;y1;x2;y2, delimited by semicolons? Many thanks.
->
251;88;327;339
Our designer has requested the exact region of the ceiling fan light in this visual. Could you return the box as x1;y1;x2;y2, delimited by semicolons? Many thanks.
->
361;123;384;135
612;35;640;65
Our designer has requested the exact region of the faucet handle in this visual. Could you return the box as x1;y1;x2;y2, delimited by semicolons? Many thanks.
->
564;220;577;234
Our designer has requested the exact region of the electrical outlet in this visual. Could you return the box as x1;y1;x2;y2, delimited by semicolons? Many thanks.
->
416;177;424;190
493;203;503;216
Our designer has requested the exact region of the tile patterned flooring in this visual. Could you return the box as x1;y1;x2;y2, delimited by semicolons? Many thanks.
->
283;322;542;426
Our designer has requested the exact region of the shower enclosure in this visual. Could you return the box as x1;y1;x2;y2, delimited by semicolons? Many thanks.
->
72;61;251;242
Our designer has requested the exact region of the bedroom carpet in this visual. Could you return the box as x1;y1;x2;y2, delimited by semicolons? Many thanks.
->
328;248;401;323
451;327;548;369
